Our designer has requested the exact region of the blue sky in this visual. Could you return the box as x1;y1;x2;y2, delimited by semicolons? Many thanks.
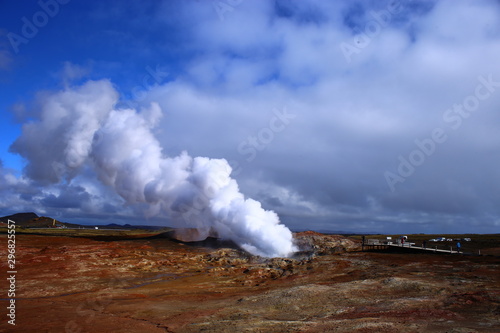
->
1;0;500;234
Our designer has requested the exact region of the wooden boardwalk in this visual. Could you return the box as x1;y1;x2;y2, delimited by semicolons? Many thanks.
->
363;243;463;254
387;243;461;254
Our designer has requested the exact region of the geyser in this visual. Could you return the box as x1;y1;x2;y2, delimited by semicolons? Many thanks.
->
11;80;297;258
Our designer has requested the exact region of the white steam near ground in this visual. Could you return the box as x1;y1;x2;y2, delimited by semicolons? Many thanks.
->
10;80;297;258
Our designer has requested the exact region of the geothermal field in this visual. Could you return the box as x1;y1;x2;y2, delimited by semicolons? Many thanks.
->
3;1;500;332
1;223;499;332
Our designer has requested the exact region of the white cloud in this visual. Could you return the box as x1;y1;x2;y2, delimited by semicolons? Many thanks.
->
4;0;500;234
141;0;500;232
58;61;92;87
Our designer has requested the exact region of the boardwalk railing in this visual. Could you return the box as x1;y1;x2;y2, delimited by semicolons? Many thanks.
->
362;240;466;254
386;243;461;254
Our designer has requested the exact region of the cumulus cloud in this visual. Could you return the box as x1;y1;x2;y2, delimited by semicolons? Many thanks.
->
4;0;500;235
58;61;92;87
141;0;500;233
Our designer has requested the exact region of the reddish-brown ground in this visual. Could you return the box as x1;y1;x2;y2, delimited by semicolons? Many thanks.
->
1;233;499;332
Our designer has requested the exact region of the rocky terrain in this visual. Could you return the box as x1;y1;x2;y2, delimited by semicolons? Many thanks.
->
0;231;499;332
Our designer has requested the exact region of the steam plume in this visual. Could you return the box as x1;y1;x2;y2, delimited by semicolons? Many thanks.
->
11;80;297;257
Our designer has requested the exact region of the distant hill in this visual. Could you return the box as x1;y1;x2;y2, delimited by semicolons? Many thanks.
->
0;212;39;224
0;212;80;228
0;212;167;230
291;228;380;235
102;223;165;230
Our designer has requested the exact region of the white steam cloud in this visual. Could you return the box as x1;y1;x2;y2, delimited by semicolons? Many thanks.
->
11;80;297;257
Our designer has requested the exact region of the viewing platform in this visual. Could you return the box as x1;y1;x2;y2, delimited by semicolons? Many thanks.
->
386;243;462;254
362;239;468;254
